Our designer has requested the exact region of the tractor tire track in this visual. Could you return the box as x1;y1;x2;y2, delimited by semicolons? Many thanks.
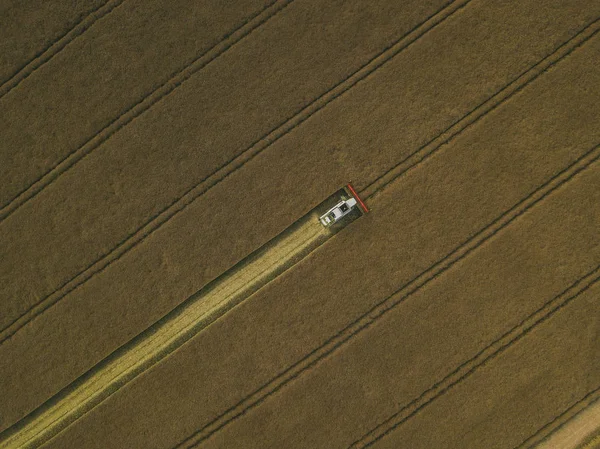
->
3;9;595;445
533;396;600;449
0;0;467;345
171;19;600;447
342;22;600;447
350;267;600;448
516;387;600;449
0;217;328;449
0;0;286;220
0;0;122;101
360;16;600;199
172;146;600;446
0;0;289;342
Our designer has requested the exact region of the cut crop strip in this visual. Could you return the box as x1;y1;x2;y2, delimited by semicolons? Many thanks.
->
0;0;287;220
350;268;600;448
0;0;123;100
175;143;600;448
0;0;469;345
0;216;328;448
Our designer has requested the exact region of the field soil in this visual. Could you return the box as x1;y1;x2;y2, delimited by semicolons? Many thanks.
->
1;0;598;448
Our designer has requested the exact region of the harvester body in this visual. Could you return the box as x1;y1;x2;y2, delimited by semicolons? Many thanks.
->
319;197;357;227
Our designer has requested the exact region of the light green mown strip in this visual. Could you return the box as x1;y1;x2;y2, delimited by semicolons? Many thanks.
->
0;214;330;449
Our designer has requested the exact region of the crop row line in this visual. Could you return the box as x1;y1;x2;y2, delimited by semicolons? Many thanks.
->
0;0;467;345
0;0;290;344
174;16;600;449
348;19;600;446
177;141;600;448
0;218;325;448
0;0;285;218
361;16;600;199
3;4;597;446
351;267;600;448
0;0;123;101
516;385;600;449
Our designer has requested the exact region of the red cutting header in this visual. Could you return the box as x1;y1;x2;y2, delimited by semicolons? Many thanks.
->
346;183;369;213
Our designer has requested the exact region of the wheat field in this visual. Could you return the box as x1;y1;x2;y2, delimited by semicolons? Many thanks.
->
0;0;598;447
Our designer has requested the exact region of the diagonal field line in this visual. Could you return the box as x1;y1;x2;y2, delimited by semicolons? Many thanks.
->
2;9;596;444
0;0;287;219
361;17;600;198
172;20;600;448
526;394;600;449
0;0;469;345
176;146;600;448
0;0;290;343
515;385;600;449
351;267;600;448
0;215;328;449
348;21;600;447
517;387;600;449
0;0;124;100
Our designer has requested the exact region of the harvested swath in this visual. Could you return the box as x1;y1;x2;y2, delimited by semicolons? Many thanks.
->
5;0;600;432
0;212;331;448
2;0;597;444
2;0;596;353
177;146;600;449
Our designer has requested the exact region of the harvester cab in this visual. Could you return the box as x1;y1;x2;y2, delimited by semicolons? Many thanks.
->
318;183;369;228
319;197;357;227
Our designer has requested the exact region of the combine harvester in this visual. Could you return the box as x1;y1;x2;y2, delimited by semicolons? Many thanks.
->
319;183;369;228
0;182;369;449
